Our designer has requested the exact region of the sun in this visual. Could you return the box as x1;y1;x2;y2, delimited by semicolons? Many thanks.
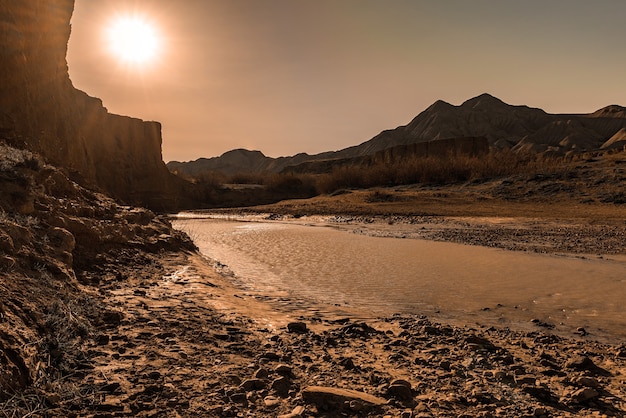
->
105;15;161;66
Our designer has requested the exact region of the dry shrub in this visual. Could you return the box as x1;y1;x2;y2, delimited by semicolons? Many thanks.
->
265;173;316;194
227;172;266;185
314;149;563;194
172;149;566;199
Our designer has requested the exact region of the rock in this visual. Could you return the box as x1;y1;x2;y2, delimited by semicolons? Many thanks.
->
439;360;452;371
0;1;185;210
124;208;154;225
421;325;440;335
571;376;600;387
48;226;75;254
275;364;293;376
240;378;266;392
287;322;308;334
390;379;412;389
339;357;355;370
271;376;291;398
302;386;387;411
565;355;599;372
341;322;378;337
263;395;281;407
254;368;269;379
522;385;558;404
278;405;305;418
387;383;413;402
465;334;495;349
229;392;248;406
570;387;600;403
260;351;281;361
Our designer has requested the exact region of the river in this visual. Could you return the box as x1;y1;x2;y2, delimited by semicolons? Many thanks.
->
172;214;626;341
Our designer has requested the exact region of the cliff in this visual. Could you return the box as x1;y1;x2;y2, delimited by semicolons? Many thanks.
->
0;0;192;211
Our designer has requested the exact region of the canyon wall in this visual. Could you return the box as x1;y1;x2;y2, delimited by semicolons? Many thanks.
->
0;0;192;211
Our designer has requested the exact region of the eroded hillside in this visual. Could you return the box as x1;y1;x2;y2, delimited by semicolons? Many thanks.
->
0;142;193;401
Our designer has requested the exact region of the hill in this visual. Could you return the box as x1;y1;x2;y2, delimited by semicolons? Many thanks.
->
168;93;626;177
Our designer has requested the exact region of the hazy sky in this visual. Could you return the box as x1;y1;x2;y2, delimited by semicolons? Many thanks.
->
67;0;626;162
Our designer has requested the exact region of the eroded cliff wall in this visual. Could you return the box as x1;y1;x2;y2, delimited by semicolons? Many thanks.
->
0;0;191;210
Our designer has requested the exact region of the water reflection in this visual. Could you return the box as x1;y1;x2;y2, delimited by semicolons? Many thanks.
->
173;216;626;340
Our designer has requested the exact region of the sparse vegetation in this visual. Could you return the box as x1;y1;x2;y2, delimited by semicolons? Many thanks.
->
314;149;563;194
179;149;570;206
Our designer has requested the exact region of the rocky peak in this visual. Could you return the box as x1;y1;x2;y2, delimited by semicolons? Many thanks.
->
461;93;509;110
425;99;454;113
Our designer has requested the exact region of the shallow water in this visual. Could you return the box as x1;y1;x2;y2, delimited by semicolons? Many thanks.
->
173;216;626;341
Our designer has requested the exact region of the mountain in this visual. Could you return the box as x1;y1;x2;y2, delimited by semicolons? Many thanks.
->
167;149;316;177
0;0;194;211
168;93;626;178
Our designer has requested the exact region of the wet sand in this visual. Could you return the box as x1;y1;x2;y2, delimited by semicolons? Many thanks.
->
173;215;626;344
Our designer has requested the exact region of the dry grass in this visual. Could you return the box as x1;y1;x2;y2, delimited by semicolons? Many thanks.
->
0;293;97;416
236;150;626;222
314;149;563;194
177;149;566;203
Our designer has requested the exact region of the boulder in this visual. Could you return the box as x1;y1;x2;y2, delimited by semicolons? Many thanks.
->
302;386;387;411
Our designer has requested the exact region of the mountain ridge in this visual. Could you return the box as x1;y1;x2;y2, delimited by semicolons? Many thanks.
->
168;94;626;177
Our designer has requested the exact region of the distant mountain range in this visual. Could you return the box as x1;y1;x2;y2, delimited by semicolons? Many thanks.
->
167;93;626;177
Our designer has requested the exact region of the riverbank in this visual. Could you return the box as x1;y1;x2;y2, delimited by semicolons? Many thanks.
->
17;249;626;417
3;147;626;416
204;155;626;256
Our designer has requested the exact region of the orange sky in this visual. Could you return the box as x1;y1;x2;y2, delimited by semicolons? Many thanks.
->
67;0;626;163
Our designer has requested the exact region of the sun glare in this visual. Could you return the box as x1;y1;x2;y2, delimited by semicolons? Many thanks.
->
105;16;160;66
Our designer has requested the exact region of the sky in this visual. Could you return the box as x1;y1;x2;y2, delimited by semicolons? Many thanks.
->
67;0;626;163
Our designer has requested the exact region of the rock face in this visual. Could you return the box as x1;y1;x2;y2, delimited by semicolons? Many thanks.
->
0;0;192;210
